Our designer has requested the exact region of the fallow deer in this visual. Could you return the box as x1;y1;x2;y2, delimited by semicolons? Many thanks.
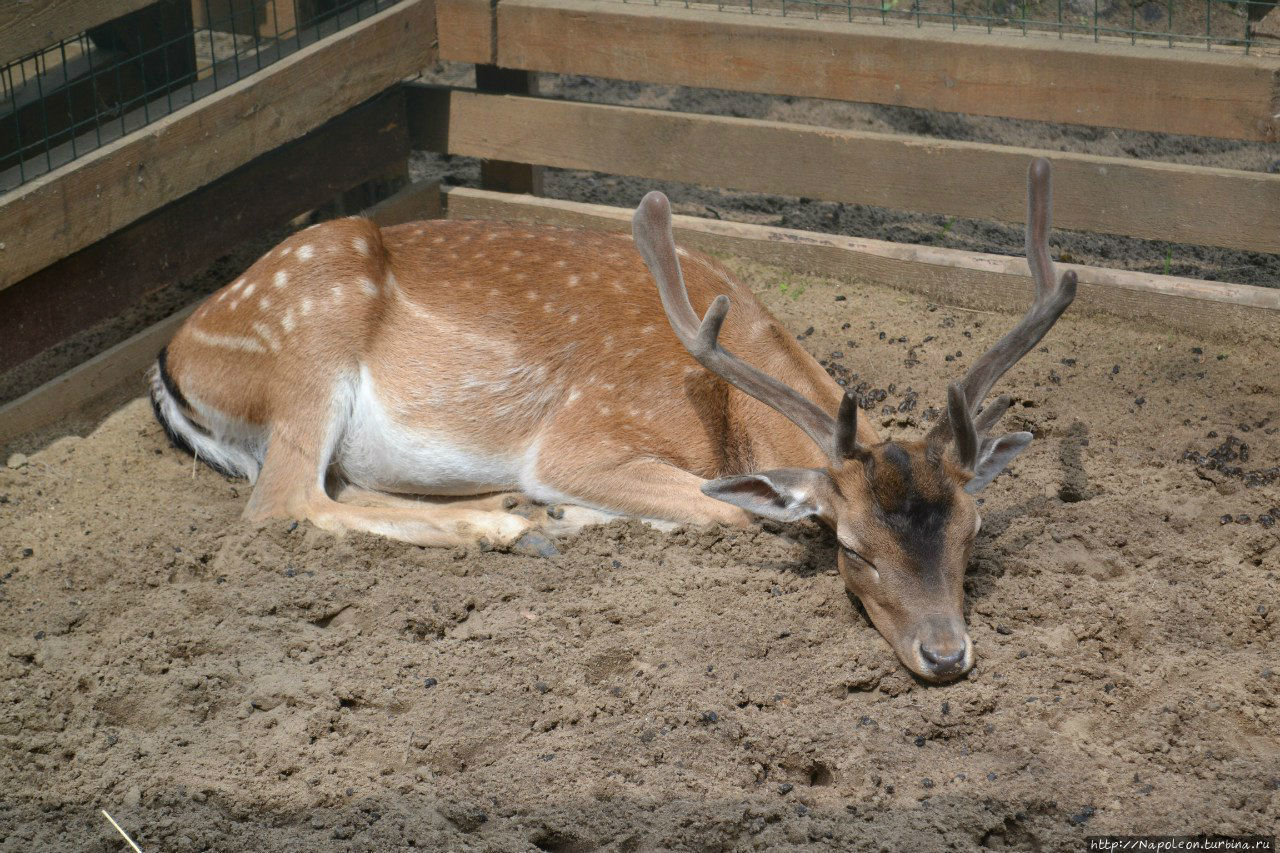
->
150;158;1075;682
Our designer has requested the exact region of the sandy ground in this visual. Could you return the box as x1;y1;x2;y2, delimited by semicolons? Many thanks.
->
2;253;1277;851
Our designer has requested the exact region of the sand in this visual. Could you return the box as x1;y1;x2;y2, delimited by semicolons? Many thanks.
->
2;255;1277;851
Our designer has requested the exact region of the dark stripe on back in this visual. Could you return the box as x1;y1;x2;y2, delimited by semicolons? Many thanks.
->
156;346;191;412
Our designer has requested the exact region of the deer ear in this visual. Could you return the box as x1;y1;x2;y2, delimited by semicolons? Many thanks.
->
964;432;1033;494
701;468;829;522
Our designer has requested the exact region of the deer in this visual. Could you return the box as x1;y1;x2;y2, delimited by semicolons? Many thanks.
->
149;157;1075;683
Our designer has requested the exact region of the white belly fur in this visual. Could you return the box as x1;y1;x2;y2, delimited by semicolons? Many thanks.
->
336;366;530;496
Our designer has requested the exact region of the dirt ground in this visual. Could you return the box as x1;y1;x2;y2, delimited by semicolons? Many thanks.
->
2;252;1277;850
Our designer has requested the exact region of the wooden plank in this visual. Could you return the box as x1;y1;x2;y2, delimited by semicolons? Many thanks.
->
0;175;442;447
0;90;410;374
0;0;435;291
364;178;442;222
436;0;491;63
441;90;1280;254
0;305;196;448
443;187;1280;345
496;0;1280;142
0;0;156;65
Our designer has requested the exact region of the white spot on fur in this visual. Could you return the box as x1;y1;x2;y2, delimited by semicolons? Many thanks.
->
330;285;343;301
298;244;315;261
281;308;296;333
353;236;369;255
358;276;377;296
569;314;579;324
568;275;580;287
252;321;281;353
191;327;265;353
230;278;245;293
543;303;554;313
259;296;272;310
273;270;288;289
641;324;656;334
243;282;257;298
301;298;314;315
525;291;538;301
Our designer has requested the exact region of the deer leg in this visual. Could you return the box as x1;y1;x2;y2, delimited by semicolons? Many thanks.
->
531;440;753;527
244;418;534;548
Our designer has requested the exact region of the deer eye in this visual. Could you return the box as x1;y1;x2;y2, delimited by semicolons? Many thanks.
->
842;545;876;571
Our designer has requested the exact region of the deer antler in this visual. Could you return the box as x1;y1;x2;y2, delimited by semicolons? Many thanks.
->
929;158;1078;468
632;191;858;466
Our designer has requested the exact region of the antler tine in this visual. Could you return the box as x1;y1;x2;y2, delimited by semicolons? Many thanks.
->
632;191;845;464
928;158;1078;450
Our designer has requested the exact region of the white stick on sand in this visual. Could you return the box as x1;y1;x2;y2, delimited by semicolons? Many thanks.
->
101;810;144;853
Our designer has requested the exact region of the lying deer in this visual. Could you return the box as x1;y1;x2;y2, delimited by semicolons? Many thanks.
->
150;158;1075;682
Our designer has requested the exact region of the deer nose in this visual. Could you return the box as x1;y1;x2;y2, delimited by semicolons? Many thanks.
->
919;643;966;672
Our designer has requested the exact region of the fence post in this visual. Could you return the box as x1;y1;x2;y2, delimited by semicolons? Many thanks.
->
474;65;543;194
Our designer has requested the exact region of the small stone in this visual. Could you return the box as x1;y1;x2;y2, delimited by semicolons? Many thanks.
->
535;681;549;694
5;453;27;469
834;295;847;302
1220;515;1234;525
922;778;934;789
778;783;793;794
996;625;1012;635
423;677;438;689
1259;515;1275;529
1236;514;1252;525
914;736;926;747
700;710;719;724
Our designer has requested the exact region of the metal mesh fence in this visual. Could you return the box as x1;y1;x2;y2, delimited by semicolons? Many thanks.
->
620;0;1280;50
0;0;402;194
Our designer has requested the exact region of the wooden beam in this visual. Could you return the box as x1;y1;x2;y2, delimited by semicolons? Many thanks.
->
364;177;442;223
0;305;196;449
0;175;444;447
0;0;156;65
0;90;410;374
0;0;435;291
440;90;1280;255
496;0;1280;142
443;186;1280;345
436;0;492;63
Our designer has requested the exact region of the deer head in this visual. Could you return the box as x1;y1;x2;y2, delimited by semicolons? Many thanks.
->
632;158;1077;682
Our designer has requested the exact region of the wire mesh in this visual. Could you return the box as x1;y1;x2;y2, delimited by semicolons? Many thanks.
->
0;0;403;195
619;0;1280;51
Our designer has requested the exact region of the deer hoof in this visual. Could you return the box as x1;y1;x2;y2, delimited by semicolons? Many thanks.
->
511;530;559;559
